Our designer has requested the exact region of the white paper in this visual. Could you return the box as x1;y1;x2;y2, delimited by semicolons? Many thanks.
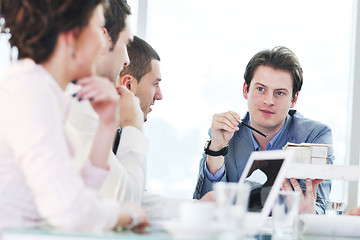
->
298;214;360;237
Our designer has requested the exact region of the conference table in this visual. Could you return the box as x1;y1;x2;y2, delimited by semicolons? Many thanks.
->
1;226;357;240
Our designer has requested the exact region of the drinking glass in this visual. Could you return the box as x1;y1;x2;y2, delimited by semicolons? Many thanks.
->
214;182;250;232
272;191;300;239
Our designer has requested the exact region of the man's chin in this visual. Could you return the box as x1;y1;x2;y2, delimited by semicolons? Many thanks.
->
143;109;151;122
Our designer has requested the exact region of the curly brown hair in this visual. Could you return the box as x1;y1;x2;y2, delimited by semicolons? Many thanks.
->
0;0;107;63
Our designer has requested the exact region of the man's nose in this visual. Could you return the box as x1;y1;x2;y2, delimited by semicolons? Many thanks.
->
264;93;274;105
155;87;163;100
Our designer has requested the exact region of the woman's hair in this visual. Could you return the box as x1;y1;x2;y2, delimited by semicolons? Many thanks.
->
0;0;107;63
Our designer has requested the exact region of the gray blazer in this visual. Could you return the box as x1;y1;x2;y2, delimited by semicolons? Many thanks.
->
193;110;334;214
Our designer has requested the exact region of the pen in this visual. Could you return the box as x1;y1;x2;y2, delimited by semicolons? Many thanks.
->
239;121;268;138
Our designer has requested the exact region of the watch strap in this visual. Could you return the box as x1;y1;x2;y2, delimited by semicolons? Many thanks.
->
204;140;228;156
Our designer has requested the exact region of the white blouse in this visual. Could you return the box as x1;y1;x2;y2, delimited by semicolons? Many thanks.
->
0;59;120;232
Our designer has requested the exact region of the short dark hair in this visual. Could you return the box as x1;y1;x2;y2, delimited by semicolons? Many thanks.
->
0;0;107;63
243;46;303;100
105;0;131;50
120;35;160;82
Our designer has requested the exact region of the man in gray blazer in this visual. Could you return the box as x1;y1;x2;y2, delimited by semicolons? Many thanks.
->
193;46;334;214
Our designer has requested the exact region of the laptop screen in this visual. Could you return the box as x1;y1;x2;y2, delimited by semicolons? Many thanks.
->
244;158;284;212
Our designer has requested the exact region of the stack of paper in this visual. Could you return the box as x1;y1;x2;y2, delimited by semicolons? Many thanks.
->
283;142;330;164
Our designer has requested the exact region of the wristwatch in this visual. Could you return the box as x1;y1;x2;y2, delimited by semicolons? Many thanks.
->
204;140;228;156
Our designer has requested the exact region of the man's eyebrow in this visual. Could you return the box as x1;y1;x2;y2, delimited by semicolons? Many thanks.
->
253;82;266;87
253;82;290;92
274;88;289;92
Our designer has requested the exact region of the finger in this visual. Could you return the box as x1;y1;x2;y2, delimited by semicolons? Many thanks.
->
226;111;241;122
75;79;110;97
76;77;93;86
72;84;94;98
83;90;113;104
311;179;323;197
290;178;303;193
304;178;314;198
282;179;293;191
280;179;286;191
220;116;239;131
224;111;241;127
117;85;133;97
212;120;236;133
312;179;323;187
213;114;239;131
88;93;113;103
76;89;99;101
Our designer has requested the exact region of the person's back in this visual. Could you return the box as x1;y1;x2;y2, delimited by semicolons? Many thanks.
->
0;60;56;228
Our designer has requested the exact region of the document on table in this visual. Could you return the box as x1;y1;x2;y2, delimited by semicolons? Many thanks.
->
298;214;360;237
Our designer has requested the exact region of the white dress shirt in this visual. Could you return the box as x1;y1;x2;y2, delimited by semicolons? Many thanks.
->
65;84;149;205
64;82;192;221
0;59;120;232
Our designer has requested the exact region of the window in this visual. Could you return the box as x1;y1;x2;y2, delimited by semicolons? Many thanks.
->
0;1;355;204
143;0;354;200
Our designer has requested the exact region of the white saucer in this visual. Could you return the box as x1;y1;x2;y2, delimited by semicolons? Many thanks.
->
161;220;222;240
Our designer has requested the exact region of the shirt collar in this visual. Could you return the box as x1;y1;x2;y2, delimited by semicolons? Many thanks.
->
249;115;289;151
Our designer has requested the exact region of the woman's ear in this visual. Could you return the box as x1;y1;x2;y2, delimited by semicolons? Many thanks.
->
62;29;79;58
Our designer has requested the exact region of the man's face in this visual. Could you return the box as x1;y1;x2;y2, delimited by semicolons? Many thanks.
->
132;60;162;121
75;5;106;78
101;16;133;83
243;65;298;134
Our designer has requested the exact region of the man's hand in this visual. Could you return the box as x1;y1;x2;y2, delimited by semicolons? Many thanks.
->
345;207;360;216
282;178;323;214
210;111;240;150
117;202;149;230
206;111;240;175
199;191;215;202
76;76;119;126
116;86;143;131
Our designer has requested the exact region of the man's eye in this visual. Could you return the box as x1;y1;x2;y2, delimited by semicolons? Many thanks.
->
276;91;285;96
257;87;264;92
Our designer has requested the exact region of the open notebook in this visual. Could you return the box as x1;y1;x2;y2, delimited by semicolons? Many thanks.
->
238;149;295;234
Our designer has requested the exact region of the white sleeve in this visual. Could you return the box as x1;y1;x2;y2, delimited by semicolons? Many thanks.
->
4;76;119;232
65;84;148;205
100;126;148;204
80;160;109;189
